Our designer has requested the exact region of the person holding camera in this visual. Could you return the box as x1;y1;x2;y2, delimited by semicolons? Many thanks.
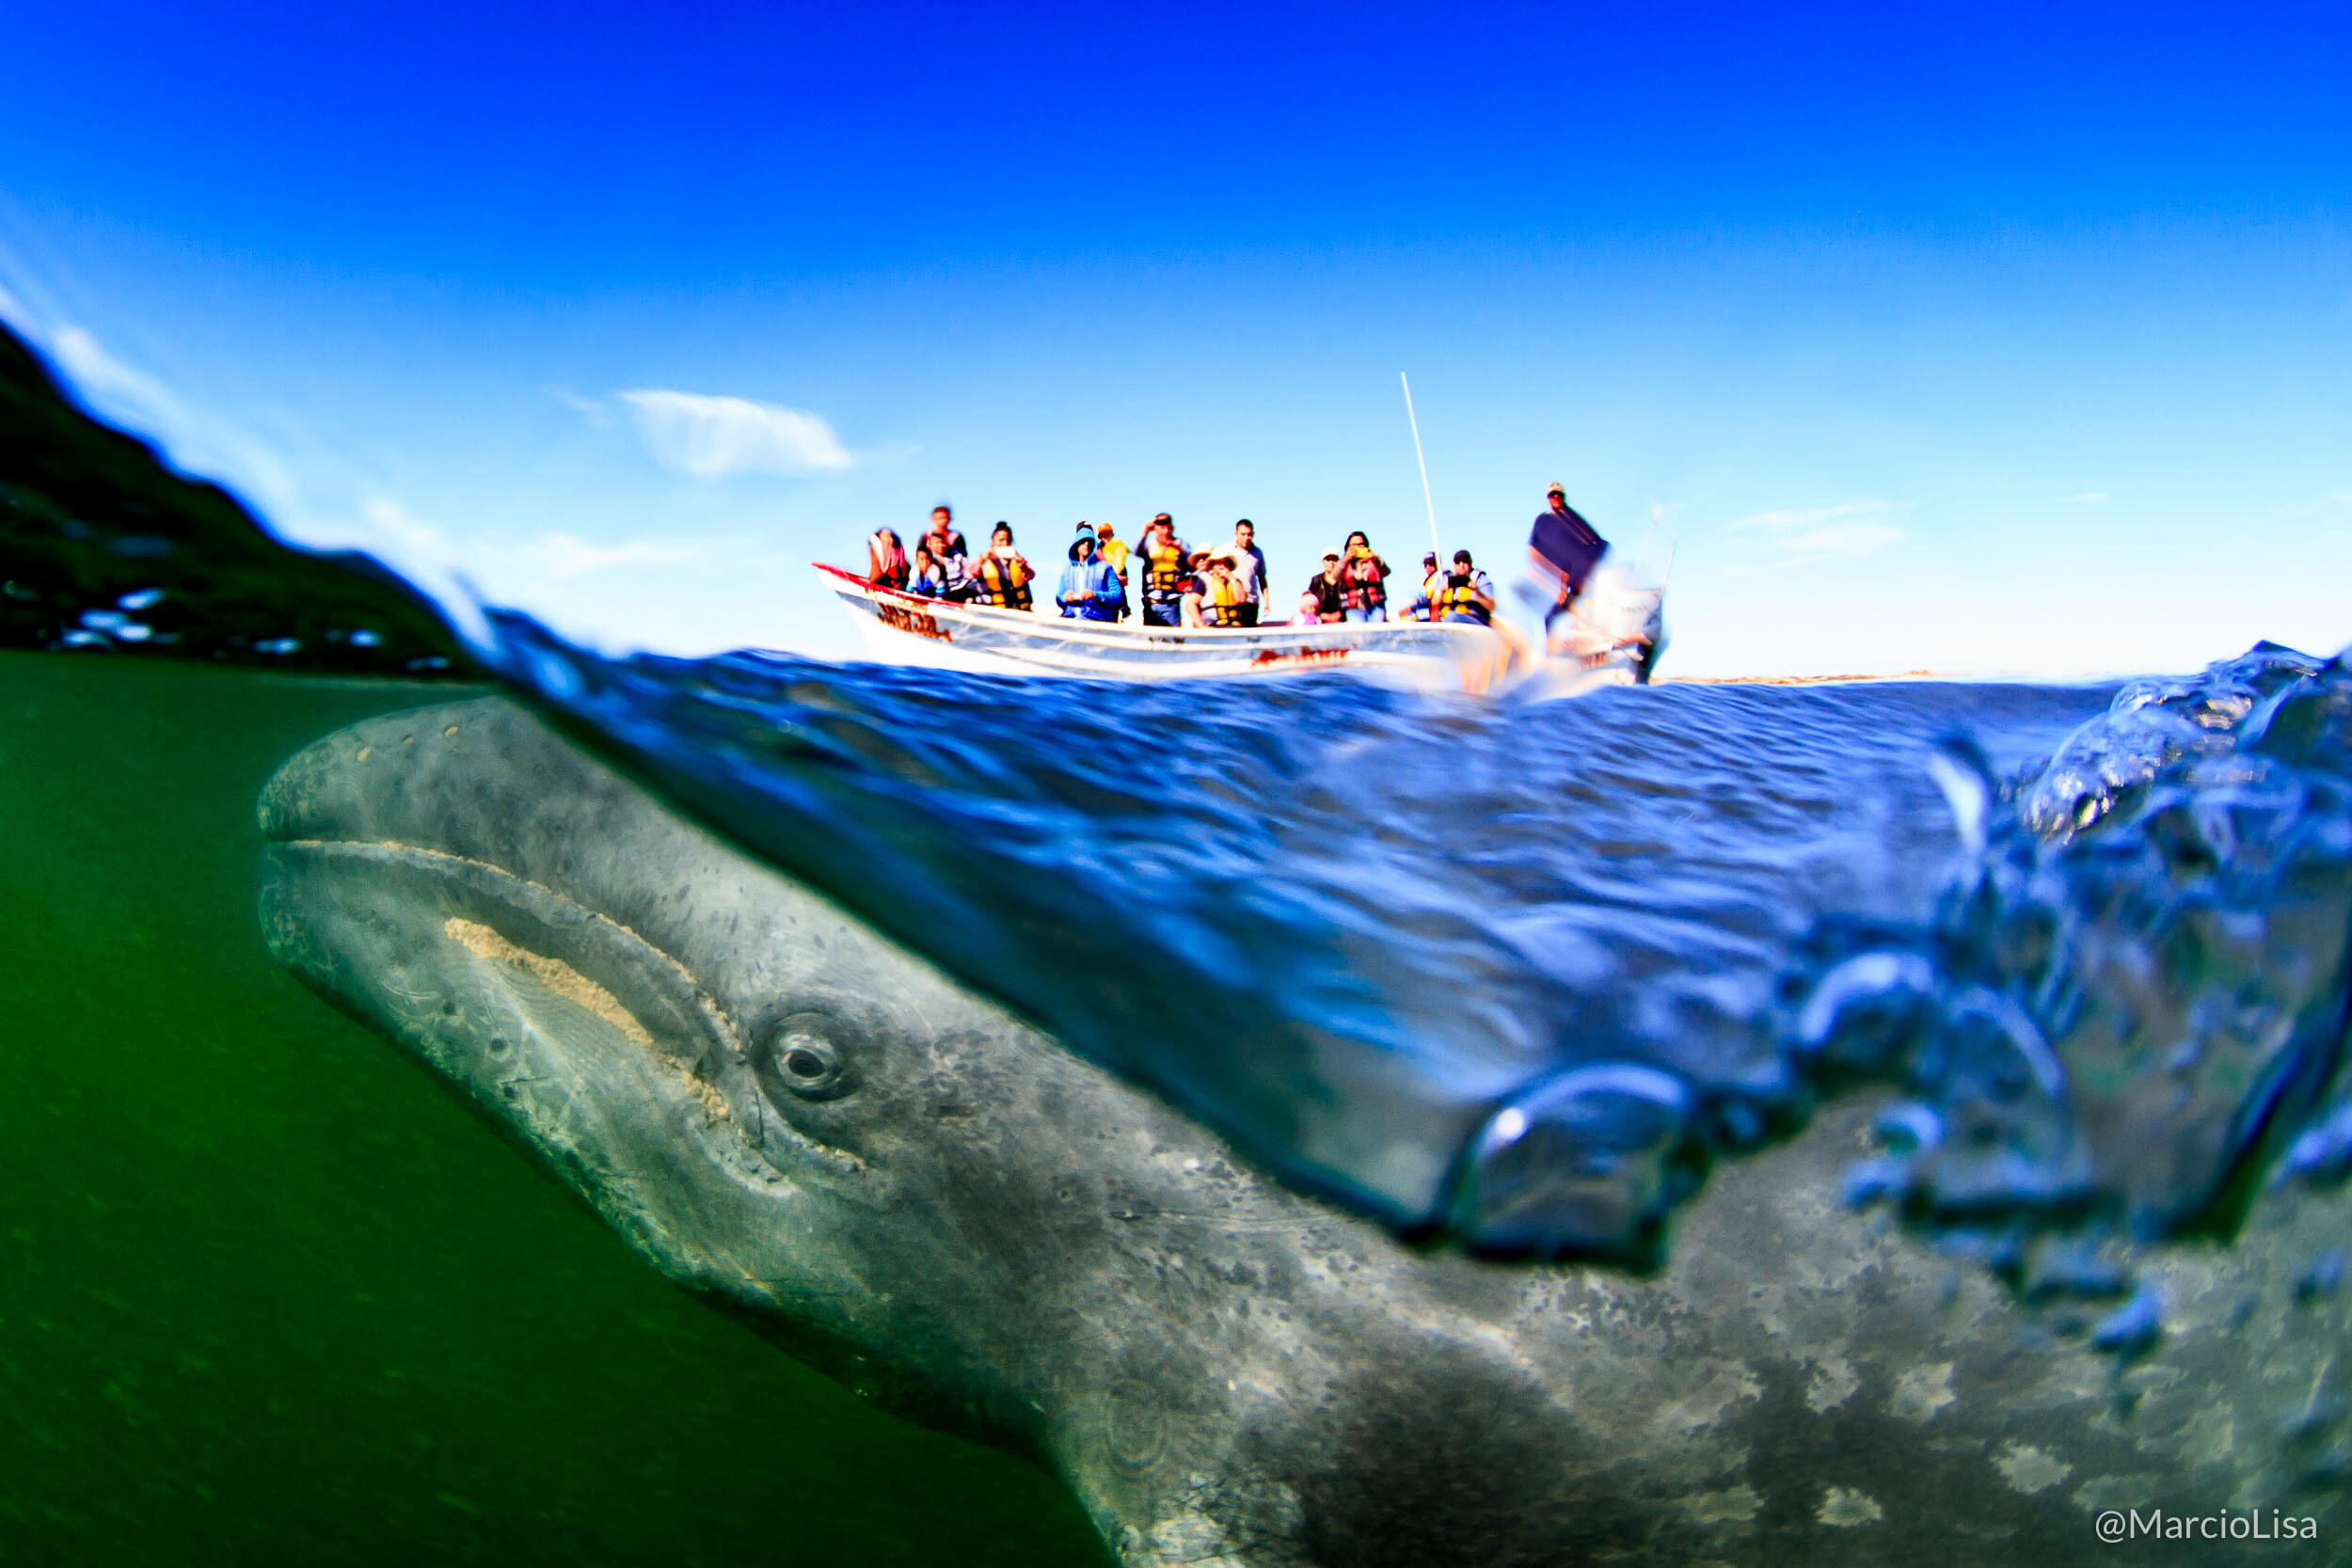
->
967;521;1035;610
1136;514;1193;628
1428;548;1496;626
1337;531;1391;622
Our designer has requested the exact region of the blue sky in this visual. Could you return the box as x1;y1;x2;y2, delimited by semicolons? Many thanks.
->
1;2;2345;674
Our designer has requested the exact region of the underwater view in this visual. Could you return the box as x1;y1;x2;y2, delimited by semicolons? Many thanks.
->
5;7;2349;1562
0;652;1104;1565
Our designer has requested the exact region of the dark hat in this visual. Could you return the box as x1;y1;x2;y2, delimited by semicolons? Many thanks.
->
1454;548;1474;564
1074;520;1095;537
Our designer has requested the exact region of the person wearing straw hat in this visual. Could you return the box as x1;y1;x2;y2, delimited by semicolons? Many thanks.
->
1199;550;1252;627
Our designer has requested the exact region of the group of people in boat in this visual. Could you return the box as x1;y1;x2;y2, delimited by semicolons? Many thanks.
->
864;483;1608;635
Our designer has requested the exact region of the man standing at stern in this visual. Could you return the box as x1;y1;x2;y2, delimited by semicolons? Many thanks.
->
1528;482;1609;631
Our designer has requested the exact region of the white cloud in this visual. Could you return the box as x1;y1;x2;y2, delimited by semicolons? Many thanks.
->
364;499;700;579
1725;499;1907;566
2058;491;2111;505
531;531;702;578
542;384;612;427
617;388;854;478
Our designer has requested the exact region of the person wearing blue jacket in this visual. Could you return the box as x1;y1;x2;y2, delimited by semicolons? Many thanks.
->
1058;524;1123;621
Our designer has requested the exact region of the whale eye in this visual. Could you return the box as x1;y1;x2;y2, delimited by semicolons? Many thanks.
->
757;1012;857;1102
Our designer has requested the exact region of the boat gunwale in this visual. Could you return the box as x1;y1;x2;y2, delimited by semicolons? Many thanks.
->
813;562;1500;654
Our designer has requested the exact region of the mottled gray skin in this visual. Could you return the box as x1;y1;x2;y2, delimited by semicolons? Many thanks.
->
259;698;2347;1566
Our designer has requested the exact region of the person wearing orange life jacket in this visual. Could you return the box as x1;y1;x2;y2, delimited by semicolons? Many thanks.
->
967;522;1034;610
1136;513;1193;628
1199;552;1251;626
1338;531;1391;622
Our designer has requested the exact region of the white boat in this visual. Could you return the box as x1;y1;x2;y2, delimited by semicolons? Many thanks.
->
818;562;1661;694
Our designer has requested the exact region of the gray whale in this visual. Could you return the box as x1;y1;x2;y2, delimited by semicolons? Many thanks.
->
258;696;2348;1565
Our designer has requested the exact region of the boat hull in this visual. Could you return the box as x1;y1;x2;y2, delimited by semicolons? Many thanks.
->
818;564;1530;691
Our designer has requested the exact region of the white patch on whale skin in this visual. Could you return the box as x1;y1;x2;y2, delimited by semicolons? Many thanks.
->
1888;1361;1955;1422
1817;1486;1883;1527
1681;1484;1762;1527
1647;1362;1762;1436
1994;1441;2072;1495
1804;1355;1860;1413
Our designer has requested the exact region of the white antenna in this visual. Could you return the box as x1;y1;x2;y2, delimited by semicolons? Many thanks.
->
1642;503;1680;589
1399;372;1441;561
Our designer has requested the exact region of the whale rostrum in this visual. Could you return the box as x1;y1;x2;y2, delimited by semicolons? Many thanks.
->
258;697;2349;1565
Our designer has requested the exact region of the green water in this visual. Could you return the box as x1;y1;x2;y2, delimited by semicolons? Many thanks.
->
0;653;1107;1566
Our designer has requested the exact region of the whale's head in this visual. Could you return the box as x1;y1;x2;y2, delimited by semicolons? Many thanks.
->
258;696;1239;1461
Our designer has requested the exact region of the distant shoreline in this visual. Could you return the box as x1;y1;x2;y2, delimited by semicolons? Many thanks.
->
1661;671;1947;686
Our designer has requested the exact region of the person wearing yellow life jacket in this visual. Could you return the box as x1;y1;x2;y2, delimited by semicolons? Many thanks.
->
1092;521;1132;619
1430;548;1497;626
1200;552;1251;626
968;522;1034;610
1136;513;1193;628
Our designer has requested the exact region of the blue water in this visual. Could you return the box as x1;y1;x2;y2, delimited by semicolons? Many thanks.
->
475;611;2352;1296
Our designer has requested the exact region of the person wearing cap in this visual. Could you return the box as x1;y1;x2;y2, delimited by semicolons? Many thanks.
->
1529;483;1610;626
1092;521;1133;618
1431;548;1497;626
1403;549;1440;621
1303;551;1347;623
1057;524;1123;621
1225;519;1269;626
1136;514;1193;628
